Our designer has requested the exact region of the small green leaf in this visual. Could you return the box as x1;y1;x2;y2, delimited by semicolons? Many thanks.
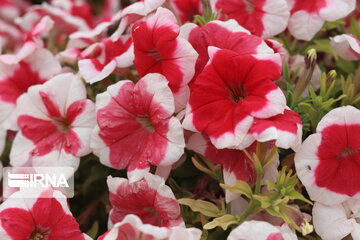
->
287;190;313;205
220;180;253;198
203;214;239;230
178;198;222;217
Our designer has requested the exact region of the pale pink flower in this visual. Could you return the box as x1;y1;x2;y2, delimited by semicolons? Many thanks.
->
331;34;360;61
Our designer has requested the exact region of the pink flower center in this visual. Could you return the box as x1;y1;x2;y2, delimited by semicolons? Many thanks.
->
148;49;162;62
53;117;71;133
30;226;50;240
137;115;155;132
244;0;255;13
338;146;359;158
227;82;246;103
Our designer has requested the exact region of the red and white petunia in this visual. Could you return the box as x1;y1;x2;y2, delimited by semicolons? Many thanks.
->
0;19;24;53
0;16;55;65
210;0;290;39
121;0;165;23
111;0;166;40
132;7;198;110
0;188;90;240
78;35;134;84
227;220;288;240
91;73;185;182
107;174;184;228
0;0;28;23
183;47;286;150
287;0;356;41
168;0;203;24
0;47;62;131
16;2;90;47
50;0;119;29
313;199;360;240
331;34;360;61
9;73;96;172
295;106;360;205
247;109;303;151
180;19;277;79
98;214;201;240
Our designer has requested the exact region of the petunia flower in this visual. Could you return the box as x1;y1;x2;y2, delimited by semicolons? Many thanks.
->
313;199;360;240
0;16;55;65
0;19;24;53
210;0;290;39
16;2;90;47
98;214;201;240
247;109;303;151
287;0;356;40
331;34;360;61
132;7;198;110
183;47;286;150
0;46;62;131
168;0;203;24
10;73;96;172
227;220;288;240
107;174;184;228
91;73;185;182
180;19;277;80
0;188;91;240
0;0;28;23
295;106;360;205
78;35;134;84
50;0;119;29
121;0;165;24
111;0;165;40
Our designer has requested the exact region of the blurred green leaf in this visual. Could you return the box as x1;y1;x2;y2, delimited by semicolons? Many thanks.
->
178;198;223;217
203;215;239;230
220;180;252;199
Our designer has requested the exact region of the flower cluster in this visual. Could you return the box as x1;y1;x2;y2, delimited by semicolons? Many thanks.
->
0;0;359;239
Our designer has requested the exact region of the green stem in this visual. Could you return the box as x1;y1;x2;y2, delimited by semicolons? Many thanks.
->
254;167;263;195
238;200;259;223
238;165;263;223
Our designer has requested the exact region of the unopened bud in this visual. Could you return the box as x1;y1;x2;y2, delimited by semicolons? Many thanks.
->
328;70;337;79
305;49;317;69
300;220;314;236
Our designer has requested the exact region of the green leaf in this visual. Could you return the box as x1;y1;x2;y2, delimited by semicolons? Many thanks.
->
252;194;272;209
350;15;360;39
220;180;253;198
322;19;345;30
203;215;239;230
287;190;313;205
191;157;223;183
178;198;223;217
86;221;99;238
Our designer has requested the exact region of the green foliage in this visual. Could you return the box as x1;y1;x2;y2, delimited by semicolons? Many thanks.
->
220;180;253;199
178;198;224;218
297;71;347;132
203;215;239;230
